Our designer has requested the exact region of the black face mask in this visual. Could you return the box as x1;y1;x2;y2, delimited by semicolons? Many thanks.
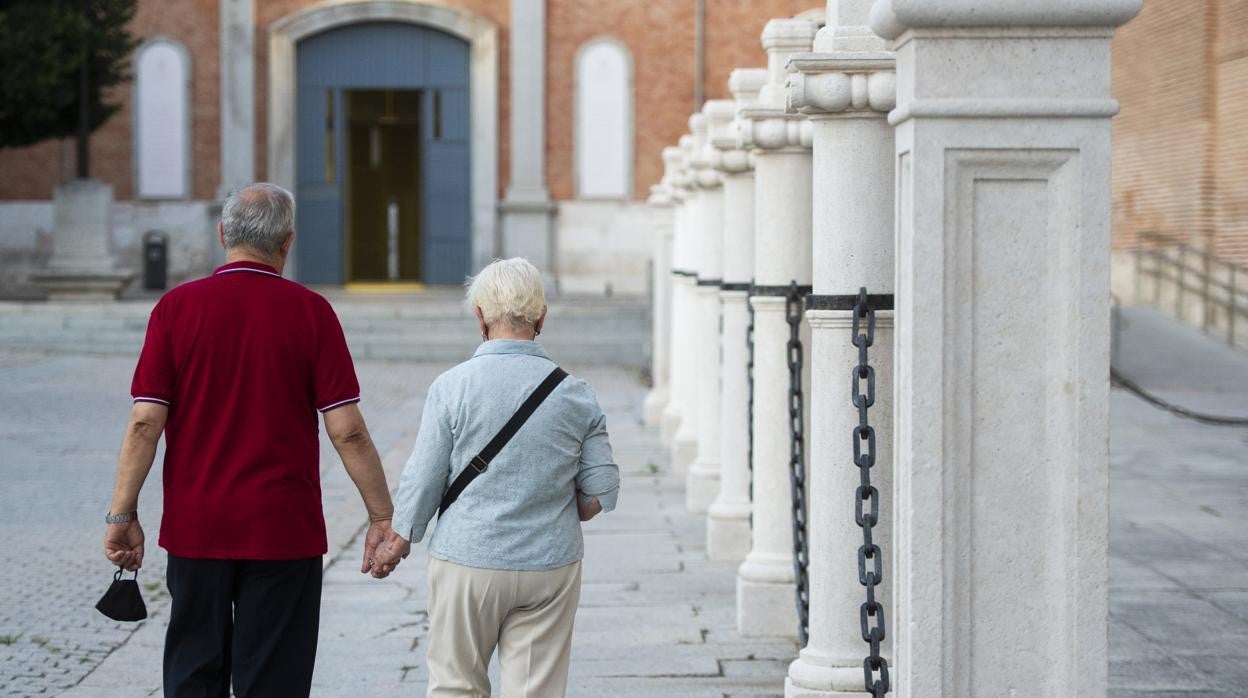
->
96;567;148;622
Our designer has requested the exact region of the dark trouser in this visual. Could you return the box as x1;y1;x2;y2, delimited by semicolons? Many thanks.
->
163;554;322;698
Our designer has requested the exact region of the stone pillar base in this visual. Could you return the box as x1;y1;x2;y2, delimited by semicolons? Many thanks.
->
786;652;874;697
684;464;719;513
32;272;134;301
660;410;680;447
785;678;870;698
670;429;697;479
737;558;797;638
643;387;668;426
706;500;751;562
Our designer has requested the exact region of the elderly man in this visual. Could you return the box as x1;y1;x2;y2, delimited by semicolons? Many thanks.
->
102;183;399;696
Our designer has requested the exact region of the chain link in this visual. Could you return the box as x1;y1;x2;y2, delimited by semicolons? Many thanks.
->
746;293;755;512
852;287;889;697
785;281;810;647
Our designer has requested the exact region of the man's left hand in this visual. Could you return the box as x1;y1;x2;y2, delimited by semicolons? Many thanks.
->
104;520;145;571
361;518;394;574
369;531;411;579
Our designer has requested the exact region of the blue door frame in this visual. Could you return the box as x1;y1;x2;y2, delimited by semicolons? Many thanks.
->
295;22;471;285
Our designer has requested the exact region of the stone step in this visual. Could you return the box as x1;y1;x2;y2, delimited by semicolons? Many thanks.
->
0;295;651;367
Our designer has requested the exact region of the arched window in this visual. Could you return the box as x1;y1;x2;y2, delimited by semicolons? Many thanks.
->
134;38;191;199
575;38;633;199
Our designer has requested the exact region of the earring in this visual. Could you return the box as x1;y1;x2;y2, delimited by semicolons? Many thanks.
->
481;331;488;341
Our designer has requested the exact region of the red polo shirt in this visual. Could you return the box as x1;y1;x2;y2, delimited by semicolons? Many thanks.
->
131;261;360;560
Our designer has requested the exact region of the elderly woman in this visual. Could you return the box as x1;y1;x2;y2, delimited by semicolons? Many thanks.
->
372;257;620;697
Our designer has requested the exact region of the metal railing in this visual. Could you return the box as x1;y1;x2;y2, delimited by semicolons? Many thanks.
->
1133;231;1248;349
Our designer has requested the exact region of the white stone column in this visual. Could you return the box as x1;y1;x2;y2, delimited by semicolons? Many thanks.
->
500;0;556;277
870;1;1140;695
644;148;681;427
660;150;689;447
668;134;701;475
707;67;767;562
735;17;817;639
687;104;734;513
784;1;897;693
218;0;255;198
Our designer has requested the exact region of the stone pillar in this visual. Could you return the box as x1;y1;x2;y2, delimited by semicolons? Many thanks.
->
660;145;689;447
499;0;556;278
218;0;255;198
735;17;817;639
870;1;1140;694
707;67;767;562
644;148;681;427
784;1;897;693
687;104;733;513
667;134;701;475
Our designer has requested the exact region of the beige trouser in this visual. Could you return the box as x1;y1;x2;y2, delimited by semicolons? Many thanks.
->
426;557;582;698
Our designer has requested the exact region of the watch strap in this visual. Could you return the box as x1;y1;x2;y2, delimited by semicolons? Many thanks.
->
105;511;136;524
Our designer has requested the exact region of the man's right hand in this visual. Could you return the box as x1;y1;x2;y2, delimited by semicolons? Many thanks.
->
104;519;145;571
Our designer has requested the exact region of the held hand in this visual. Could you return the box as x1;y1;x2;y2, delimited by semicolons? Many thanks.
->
577;494;603;522
104;520;145;571
369;531;411;579
360;518;394;574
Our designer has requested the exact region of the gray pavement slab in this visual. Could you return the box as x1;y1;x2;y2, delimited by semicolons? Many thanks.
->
1;302;1247;695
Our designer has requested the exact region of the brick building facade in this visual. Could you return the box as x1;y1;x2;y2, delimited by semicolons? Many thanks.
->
1;0;1246;301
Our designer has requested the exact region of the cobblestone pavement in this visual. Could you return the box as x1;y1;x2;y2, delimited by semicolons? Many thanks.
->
1;304;1247;696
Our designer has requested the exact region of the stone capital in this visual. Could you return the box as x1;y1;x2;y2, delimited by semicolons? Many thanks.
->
705;99;750;174
648;183;675;207
869;0;1142;40
786;53;896;116
738;110;812;152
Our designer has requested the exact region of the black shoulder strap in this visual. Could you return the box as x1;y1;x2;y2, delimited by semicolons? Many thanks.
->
438;366;569;516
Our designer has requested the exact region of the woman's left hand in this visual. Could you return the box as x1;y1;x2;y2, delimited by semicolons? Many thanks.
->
577;494;603;522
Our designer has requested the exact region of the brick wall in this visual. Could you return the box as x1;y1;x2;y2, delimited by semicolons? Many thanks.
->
546;0;817;202
0;0;816;205
0;0;219;201
1111;0;1248;268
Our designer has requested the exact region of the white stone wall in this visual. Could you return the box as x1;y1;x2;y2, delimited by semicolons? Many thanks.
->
0;201;219;296
554;200;659;296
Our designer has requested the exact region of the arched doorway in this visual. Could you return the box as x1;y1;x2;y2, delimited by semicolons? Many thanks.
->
295;22;469;284
267;2;499;285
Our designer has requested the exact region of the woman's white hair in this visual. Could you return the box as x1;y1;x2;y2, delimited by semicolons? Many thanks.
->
466;258;547;331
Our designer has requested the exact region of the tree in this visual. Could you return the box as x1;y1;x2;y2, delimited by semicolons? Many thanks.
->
0;0;138;179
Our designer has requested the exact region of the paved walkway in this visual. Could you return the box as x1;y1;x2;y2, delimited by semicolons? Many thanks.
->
1108;306;1248;698
0;304;1246;696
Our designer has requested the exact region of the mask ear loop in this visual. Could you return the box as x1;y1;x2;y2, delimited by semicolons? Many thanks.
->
113;566;139;581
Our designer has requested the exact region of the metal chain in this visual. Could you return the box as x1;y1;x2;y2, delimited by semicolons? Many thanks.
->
852;287;889;697
746;292;756;510
785;280;810;647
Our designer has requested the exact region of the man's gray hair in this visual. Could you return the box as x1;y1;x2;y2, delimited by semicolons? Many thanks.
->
220;183;295;255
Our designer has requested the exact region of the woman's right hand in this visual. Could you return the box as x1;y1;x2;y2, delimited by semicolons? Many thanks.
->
577;494;603;522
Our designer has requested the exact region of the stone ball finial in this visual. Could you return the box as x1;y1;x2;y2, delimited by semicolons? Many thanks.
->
760;17;819;51
729;68;768;110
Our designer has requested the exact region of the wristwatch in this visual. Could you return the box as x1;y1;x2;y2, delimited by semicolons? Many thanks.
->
105;511;137;524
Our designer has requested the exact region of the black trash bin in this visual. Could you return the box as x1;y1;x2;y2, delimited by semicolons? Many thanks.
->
142;231;168;291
